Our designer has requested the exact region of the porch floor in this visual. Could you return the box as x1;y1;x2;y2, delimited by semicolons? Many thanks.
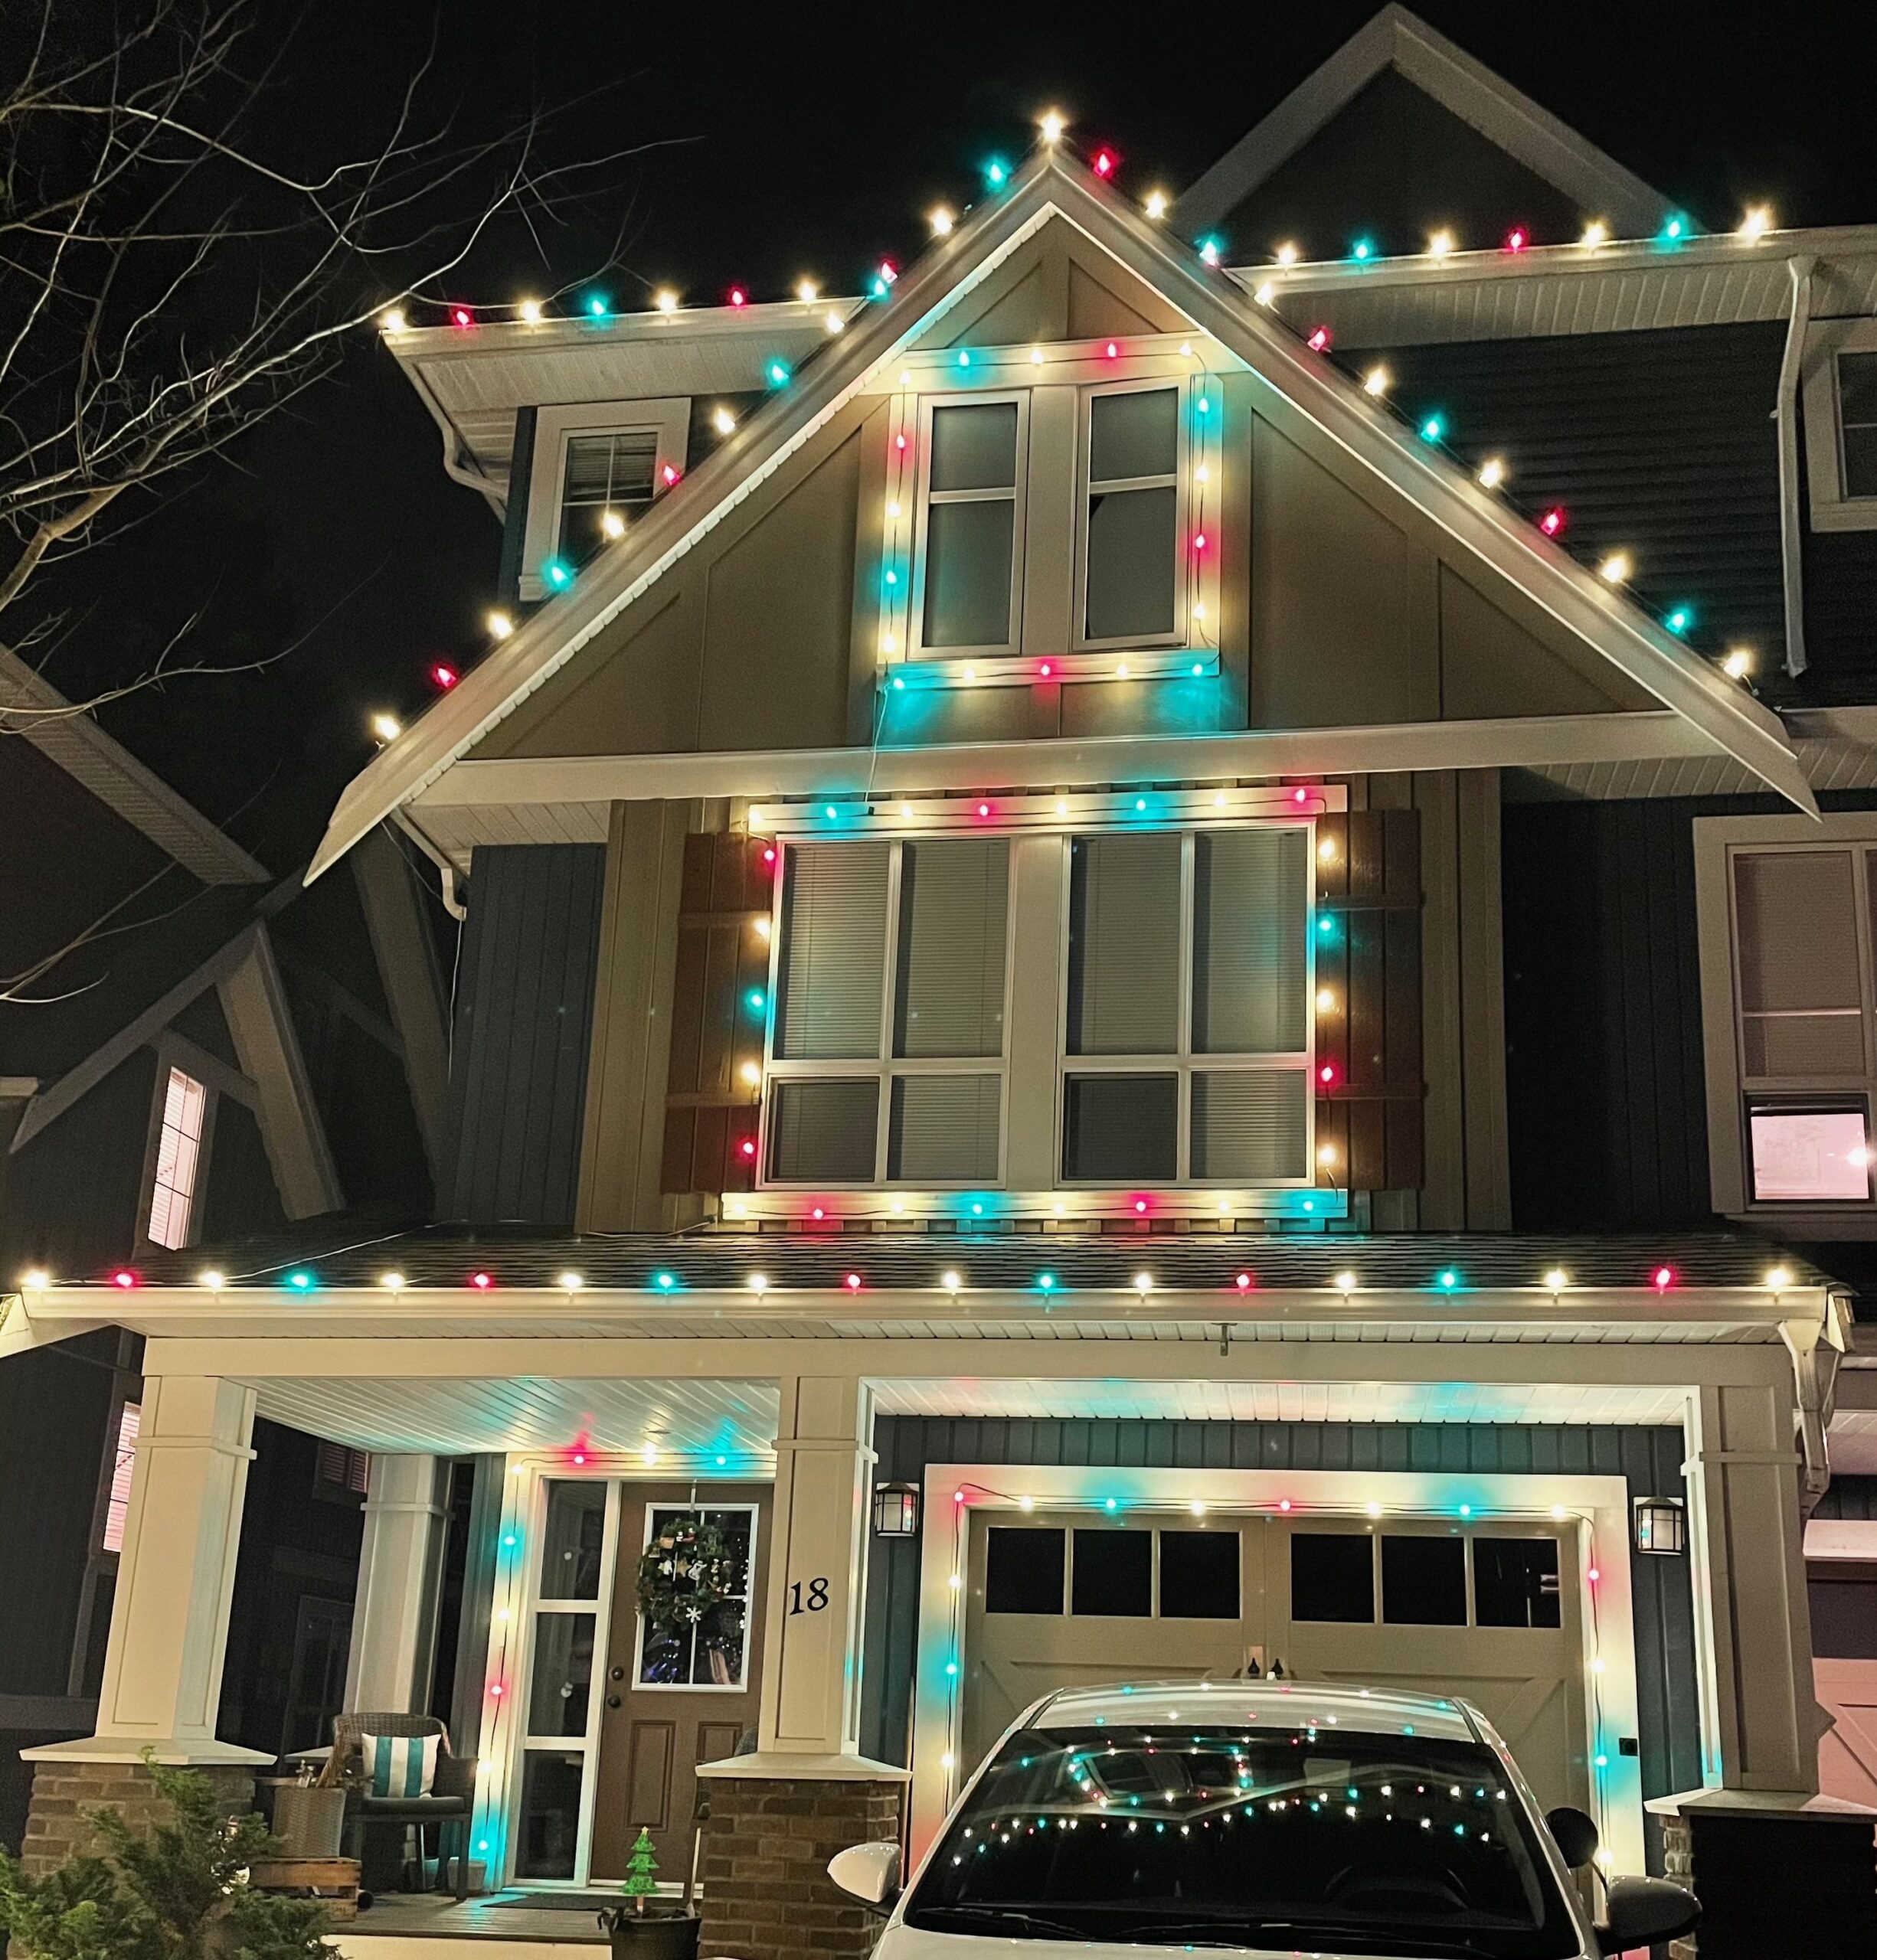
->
335;1891;608;1953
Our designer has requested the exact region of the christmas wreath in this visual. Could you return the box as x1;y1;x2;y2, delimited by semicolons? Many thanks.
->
636;1514;746;1626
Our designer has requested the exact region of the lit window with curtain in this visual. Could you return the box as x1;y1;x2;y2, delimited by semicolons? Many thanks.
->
764;836;1010;1185
1063;827;1311;1185
146;1065;208;1250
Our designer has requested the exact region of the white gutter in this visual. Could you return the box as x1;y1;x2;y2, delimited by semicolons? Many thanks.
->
1775;254;1817;678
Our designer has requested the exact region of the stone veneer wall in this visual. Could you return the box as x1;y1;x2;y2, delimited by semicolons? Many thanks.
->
21;1761;257;1877
698;1775;904;1960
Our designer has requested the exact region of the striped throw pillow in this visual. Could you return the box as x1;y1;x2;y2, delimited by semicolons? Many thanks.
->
360;1732;439;1798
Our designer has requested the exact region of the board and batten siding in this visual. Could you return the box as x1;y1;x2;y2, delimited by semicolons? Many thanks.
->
860;1416;1702;1873
446;843;605;1230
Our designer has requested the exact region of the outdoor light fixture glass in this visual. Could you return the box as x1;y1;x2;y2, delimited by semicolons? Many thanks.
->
1633;1495;1687;1556
873;1481;921;1537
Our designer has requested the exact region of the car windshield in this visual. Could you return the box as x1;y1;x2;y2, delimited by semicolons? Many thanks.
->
904;1720;1581;1957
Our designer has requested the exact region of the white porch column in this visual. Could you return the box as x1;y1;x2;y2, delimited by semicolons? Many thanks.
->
25;1374;268;1766
755;1375;876;1763
1682;1379;1818;1793
345;1454;450;1713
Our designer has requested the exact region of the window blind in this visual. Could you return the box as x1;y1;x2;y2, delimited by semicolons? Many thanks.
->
889;1074;1002;1181
1062;1073;1178;1181
1192;828;1309;1054
767;1078;878;1182
894;838;1009;1057
1734;850;1865;1076
1191;1070;1308;1181
1067;832;1182;1055
775;843;889;1060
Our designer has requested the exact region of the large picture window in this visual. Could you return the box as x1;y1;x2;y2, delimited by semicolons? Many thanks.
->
764;836;1011;1186
1062;828;1311;1185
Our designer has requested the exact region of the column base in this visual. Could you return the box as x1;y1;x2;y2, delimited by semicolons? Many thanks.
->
18;1746;266;1878
695;1766;907;1960
1647;1788;1877;1959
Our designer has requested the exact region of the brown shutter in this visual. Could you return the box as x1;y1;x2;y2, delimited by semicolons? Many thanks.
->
1313;808;1424;1194
661;834;773;1196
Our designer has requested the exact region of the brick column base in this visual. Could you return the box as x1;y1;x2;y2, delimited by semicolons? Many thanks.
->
698;1775;904;1960
21;1760;257;1878
1656;1805;1876;1958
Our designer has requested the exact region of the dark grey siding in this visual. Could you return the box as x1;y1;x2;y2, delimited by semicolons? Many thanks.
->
199;1097;287;1242
495;407;538;606
0;1048;156;1277
862;1416;1700;1873
446;844;605;1230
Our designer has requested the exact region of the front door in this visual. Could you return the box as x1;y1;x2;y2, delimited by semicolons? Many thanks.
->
589;1484;770;1881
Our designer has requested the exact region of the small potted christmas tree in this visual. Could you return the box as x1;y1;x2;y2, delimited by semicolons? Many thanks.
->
596;1828;698;1959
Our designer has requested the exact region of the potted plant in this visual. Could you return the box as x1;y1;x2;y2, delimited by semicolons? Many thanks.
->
596;1829;698;1959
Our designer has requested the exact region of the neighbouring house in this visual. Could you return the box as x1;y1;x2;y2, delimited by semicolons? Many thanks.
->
7;10;1877;1955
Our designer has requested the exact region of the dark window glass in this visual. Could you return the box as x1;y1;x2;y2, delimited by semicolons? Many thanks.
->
1085;487;1176;641
1382;1535;1468;1625
1475;1538;1564;1629
515;1750;584;1879
1840;353;1877;498
1062;1073;1177;1181
1071;1528;1152;1617
527;1612;594;1736
1290;1533;1374;1622
767;1078;878;1182
558;431;657;566
924;499;1015;647
985;1527;1066;1615
1809;1576;1877;1659
1159;1530;1239;1619
538;1480;607;1599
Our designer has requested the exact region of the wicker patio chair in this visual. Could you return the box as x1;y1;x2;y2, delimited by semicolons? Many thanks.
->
323;1712;475;1900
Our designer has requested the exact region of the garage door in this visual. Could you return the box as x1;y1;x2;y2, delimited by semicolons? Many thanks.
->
963;1510;1586;1811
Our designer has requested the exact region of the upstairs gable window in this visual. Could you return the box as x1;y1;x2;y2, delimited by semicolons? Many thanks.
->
520;399;690;599
558;430;658;567
916;400;1027;655
146;1065;208;1250
1081;384;1182;645
1801;320;1877;531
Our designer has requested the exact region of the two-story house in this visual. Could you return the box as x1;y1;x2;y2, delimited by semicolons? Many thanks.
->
8;11;1876;1956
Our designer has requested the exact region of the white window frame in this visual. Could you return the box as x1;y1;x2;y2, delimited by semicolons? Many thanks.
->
1055;828;1315;1191
139;1057;215;1251
630;1501;760;1694
1693;812;1877;1228
760;836;1014;1191
1801;318;1877;532
1071;375;1191;654
907;390;1030;665
745;786;1335;1222
520;399;691;599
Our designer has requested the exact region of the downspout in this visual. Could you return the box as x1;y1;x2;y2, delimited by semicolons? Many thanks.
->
1780;1285;1851;1507
1775;254;1817;678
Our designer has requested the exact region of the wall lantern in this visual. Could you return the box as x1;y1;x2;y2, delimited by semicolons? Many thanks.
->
1633;1496;1687;1556
873;1481;921;1538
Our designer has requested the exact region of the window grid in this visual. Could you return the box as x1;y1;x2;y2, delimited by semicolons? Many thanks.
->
760;839;1012;1189
100;1402;141;1554
907;391;1030;663
557;430;659;564
146;1066;207;1250
630;1503;760;1694
1837;351;1877;501
1073;377;1190;654
1055;828;1315;1188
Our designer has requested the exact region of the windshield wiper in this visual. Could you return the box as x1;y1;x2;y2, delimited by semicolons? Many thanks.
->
910;1903;1101;1941
1129;1922;1503;1958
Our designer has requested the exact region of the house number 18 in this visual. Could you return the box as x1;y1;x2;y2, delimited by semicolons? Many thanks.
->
787;1577;830;1614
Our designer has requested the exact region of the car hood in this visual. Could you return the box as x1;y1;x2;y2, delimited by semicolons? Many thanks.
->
875;1926;1591;1958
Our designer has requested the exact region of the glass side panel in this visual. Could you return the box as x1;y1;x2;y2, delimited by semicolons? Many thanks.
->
515;1750;585;1880
528;1612;595;1736
538;1481;607;1600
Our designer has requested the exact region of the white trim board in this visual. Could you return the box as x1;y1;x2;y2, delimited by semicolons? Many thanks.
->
1174;5;1670;239
309;150;1810;884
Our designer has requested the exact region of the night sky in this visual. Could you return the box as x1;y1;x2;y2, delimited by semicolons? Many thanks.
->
32;0;1877;871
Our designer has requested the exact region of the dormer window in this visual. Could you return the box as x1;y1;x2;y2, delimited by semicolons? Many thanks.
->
1801;320;1877;532
520;399;690;599
558;430;658;567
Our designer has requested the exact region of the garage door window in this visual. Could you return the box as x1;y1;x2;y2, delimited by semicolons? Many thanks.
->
1290;1534;1375;1622
1382;1535;1467;1625
1475;1538;1564;1628
1158;1530;1239;1619
1071;1529;1152;1617
984;1527;1066;1614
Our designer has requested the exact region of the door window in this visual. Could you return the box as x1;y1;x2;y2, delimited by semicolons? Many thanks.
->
634;1506;757;1690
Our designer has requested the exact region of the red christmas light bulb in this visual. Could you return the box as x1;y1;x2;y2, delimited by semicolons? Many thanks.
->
1506;226;1529;253
1306;326;1332;353
451;306;473;329
1093;149;1116;178
728;287;747;308
470;1271;492;1290
431;662;459;689
1539;507;1566;537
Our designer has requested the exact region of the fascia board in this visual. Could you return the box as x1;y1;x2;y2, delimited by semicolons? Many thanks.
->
311;148;1810;884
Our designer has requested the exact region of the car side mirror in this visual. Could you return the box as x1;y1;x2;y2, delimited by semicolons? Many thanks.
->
1597;1874;1700;1955
828;1840;901;1915
1545;1805;1600;1870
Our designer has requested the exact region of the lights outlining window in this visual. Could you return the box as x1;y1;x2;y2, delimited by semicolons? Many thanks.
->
101;1402;142;1553
1079;384;1183;647
914;397;1028;657
146;1067;207;1250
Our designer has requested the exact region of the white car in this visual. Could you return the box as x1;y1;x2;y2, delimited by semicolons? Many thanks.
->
830;1682;1698;1958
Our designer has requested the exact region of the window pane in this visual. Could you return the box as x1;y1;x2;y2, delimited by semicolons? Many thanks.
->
1090;388;1178;483
1839;353;1877;426
1085;486;1177;641
1068;833;1181;1054
1190;1070;1308;1181
1193;829;1309;1053
930;403;1018;492
889;1075;1000;1181
1159;1530;1239;1619
1748;1106;1872;1201
895;839;1009;1057
516;1752;584;1880
986;1527;1065;1614
559;431;657;565
528;1612;595;1735
539;1481;607;1599
1071;1529;1151;1617
923;499;1015;648
1844;424;1877;499
767;1079;878;1181
1734;851;1861;1010
1382;1536;1467;1625
777;843;889;1060
1290;1534;1374;1622
1474;1538;1562;1629
1063;1073;1177;1181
